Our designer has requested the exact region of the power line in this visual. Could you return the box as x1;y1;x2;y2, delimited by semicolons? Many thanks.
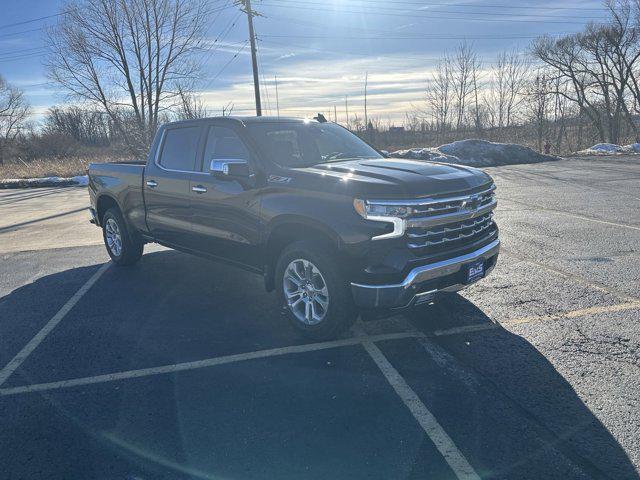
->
0;11;70;30
0;27;43;39
259;0;601;25
259;38;546;65
257;45;272;114
0;52;46;64
197;10;243;71
278;0;608;13
0;46;46;57
202;40;249;89
262;0;603;20
261;33;558;40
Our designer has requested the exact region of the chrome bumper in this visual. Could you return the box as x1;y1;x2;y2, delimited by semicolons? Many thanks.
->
351;239;500;309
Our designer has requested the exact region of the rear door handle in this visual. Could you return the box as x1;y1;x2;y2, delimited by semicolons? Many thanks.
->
146;180;158;188
192;185;207;194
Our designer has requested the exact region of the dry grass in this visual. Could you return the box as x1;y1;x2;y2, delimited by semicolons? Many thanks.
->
0;155;123;180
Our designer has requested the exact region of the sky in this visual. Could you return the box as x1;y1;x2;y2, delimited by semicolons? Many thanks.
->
0;0;607;124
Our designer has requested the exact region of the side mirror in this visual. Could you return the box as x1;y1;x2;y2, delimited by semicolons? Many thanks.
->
210;159;250;178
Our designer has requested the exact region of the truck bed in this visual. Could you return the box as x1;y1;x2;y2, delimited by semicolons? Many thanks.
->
88;161;148;234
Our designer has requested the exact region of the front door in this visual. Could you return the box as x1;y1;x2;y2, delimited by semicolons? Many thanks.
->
144;123;204;248
189;123;262;269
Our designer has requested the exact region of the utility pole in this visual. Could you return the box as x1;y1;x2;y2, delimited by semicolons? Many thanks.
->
334;104;337;123
364;72;368;131
274;75;280;118
239;0;262;116
345;95;349;126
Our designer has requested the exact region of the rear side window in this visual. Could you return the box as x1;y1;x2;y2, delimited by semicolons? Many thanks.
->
158;126;201;171
202;126;250;171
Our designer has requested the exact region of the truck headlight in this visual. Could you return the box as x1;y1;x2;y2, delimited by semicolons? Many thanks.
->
353;198;406;240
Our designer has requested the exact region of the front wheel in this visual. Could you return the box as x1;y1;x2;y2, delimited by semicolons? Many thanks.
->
102;208;143;266
276;241;357;340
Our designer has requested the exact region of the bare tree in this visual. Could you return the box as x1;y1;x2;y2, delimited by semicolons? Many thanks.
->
525;70;552;151
425;56;454;139
45;106;113;145
175;86;208;120
0;75;31;164
452;41;479;130
487;50;528;135
46;0;209;154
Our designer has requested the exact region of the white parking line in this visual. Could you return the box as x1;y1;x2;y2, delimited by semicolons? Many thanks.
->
0;331;417;396
499;197;640;231
503;250;639;303
0;262;111;387
351;323;480;480
361;340;481;480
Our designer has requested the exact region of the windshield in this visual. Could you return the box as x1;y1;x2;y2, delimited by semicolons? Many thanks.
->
245;122;382;167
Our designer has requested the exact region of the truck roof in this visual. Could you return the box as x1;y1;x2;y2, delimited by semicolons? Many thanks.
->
162;116;320;128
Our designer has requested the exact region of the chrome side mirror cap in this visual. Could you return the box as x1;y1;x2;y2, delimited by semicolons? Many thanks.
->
210;159;250;177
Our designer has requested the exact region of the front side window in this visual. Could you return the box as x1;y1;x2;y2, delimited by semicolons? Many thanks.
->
158;126;201;171
246;122;382;167
202;126;251;172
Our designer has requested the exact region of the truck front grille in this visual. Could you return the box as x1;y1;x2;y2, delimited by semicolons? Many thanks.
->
406;213;497;254
402;185;497;255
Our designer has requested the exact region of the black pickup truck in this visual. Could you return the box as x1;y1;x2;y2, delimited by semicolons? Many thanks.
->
88;116;499;339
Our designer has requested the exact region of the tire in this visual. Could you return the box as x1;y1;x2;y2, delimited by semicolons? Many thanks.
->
102;207;144;266
276;240;357;340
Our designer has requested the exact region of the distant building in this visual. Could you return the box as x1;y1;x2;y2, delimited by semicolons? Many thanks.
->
389;126;405;133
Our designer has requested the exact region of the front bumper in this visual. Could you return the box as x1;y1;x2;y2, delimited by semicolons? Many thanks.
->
351;239;500;309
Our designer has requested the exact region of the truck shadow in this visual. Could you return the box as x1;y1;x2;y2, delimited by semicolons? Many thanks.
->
1;249;637;479
404;295;639;479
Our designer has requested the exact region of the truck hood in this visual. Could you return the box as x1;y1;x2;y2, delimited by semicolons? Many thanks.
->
294;157;492;198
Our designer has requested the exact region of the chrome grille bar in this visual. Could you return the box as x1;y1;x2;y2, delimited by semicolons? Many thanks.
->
407;218;495;248
407;213;493;239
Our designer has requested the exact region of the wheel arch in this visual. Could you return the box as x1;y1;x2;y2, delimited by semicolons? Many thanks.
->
96;194;121;226
262;216;343;292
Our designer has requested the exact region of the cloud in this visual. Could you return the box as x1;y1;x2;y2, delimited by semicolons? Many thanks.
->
198;52;436;121
276;52;296;61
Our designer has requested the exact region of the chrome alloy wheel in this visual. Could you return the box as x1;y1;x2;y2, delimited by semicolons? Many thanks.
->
283;259;330;325
105;218;123;257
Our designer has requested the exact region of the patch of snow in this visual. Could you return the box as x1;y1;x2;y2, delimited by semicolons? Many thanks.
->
621;143;640;153
391;139;557;167
72;175;89;186
575;143;624;155
0;175;88;189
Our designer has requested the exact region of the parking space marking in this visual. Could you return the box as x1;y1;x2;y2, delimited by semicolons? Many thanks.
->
503;301;640;326
433;323;499;337
432;301;640;337
498;197;640;231
0;262;111;387
503;250;639;302
0;331;417;397
360;336;481;480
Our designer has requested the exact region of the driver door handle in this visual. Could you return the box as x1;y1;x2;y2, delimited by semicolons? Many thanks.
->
192;185;207;194
146;180;158;188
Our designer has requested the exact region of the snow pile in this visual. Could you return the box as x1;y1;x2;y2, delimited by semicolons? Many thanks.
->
575;142;640;155
575;143;624;155
0;175;88;189
391;139;557;167
622;143;640;153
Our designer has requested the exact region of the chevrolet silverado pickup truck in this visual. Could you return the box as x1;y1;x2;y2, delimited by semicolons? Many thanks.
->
88;116;499;339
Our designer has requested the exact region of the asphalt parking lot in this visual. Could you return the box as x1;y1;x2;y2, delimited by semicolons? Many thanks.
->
1;155;639;480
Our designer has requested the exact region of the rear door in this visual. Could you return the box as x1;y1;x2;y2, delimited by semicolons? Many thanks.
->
189;122;262;269
144;123;204;248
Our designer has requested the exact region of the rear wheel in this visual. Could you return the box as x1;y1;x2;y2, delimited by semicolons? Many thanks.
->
276;241;356;340
102;208;143;266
